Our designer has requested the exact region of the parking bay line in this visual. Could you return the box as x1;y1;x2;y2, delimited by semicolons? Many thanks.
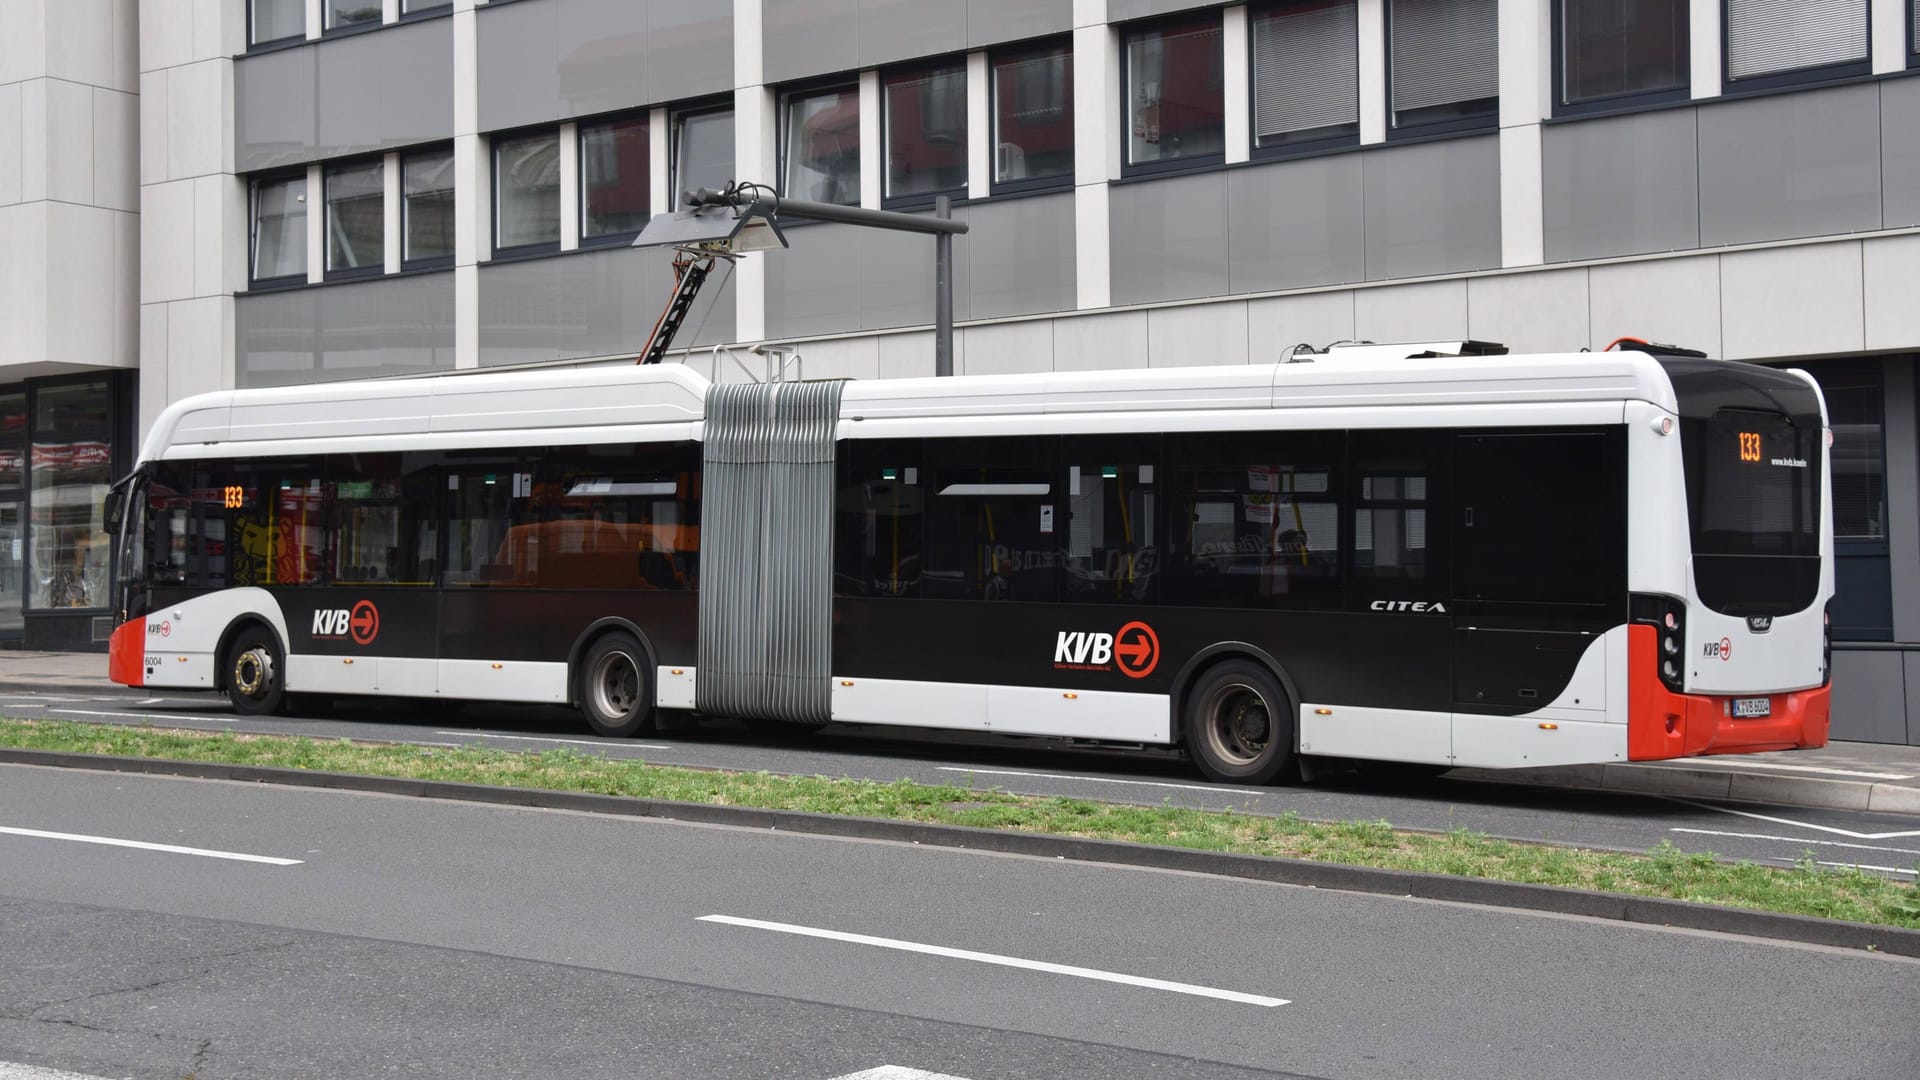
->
436;731;672;750
0;825;302;865
1669;827;1920;857
698;914;1289;1007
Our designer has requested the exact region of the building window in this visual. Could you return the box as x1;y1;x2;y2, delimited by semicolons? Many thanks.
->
884;62;968;203
0;392;23;636
1125;15;1225;171
783;85;861;205
1725;0;1868;84
992;43;1074;189
250;0;305;46
28;379;114;611
402;0;451;13
581;114;652;240
1252;1;1360;152
326;1;383;30
1389;0;1499;131
672;107;735;209
1559;0;1689;108
494;129;561;253
250;174;307;284
402;147;455;267
324;158;385;277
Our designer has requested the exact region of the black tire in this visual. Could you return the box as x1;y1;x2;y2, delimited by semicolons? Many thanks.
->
224;627;287;716
1183;659;1298;785
577;633;655;738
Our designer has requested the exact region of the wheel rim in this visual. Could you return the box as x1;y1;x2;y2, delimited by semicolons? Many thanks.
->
1197;681;1273;769
233;646;274;700
590;650;641;722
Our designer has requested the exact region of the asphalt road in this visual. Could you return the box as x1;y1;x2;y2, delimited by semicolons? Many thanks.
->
7;686;1919;881
2;765;1915;1080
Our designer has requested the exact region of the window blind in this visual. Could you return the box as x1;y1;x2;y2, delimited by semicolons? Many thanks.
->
1726;0;1867;80
1390;0;1498;114
1252;1;1359;142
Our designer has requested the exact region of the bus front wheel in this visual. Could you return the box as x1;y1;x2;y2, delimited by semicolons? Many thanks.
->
224;629;287;716
578;633;655;738
1184;660;1298;785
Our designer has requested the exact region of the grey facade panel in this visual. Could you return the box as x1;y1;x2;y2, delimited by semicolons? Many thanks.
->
1883;77;1920;229
1109;0;1230;20
235;46;317;172
1109;171;1230;305
1697;83;1882;247
762;0;861;85
236;273;456;388
479;0;731;133
965;0;1071;48
1543;108;1700;262
478;246;734;367
962;192;1076;320
1829;649;1911;745
764;222;867;338
1361;135;1502;281
858;0;966;69
1226;154;1365;294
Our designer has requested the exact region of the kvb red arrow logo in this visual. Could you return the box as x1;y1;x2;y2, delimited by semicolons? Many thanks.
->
349;600;380;646
1113;621;1159;679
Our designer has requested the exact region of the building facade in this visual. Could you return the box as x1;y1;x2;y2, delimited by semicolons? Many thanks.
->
3;0;1918;743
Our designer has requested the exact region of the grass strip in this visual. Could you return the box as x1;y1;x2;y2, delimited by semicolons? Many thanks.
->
4;717;1917;931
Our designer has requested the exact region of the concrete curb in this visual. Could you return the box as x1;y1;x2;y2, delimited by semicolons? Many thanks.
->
1449;762;1920;818
6;748;1917;958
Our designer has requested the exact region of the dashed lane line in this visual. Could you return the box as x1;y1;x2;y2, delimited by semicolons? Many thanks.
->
1667;758;1914;780
0;825;302;866
62;709;236;723
1669;827;1920;856
1661;796;1920;840
831;1068;974;1080
435;731;672;750
698;915;1289;1007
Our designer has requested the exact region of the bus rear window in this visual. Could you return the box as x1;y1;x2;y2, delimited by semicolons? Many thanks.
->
1692;408;1819;558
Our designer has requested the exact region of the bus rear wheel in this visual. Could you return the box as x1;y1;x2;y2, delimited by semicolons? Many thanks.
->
1184;660;1298;785
578;633;655;738
224;629;286;716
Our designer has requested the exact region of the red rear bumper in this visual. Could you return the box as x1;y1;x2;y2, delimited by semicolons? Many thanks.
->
107;617;145;687
1626;624;1829;760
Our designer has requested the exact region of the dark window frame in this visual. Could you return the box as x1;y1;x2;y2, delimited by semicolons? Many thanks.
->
1718;0;1873;95
577;109;655;248
399;0;454;19
247;0;308;50
667;100;736;211
988;39;1076;196
321;0;387;38
322;154;389;283
1384;0;1502;140
1247;0;1364;162
1550;0;1693;117
777;77;863;207
400;144;456;271
248;168;311;290
879;57;972;210
1120;10;1229;179
490;124;564;260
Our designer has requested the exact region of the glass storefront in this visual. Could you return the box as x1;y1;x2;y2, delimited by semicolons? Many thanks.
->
29;379;115;613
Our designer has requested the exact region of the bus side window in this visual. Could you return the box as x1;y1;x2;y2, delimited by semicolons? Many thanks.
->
1349;430;1448;601
1062;435;1160;604
1164;431;1342;609
922;437;1057;603
835;438;923;599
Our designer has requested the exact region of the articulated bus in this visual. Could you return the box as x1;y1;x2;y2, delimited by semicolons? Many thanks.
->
105;340;1833;784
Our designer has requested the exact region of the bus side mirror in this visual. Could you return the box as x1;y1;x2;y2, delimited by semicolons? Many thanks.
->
104;488;126;533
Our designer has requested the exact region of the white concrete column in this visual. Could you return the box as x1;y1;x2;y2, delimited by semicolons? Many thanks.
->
1689;0;1721;99
383;151;401;273
1872;0;1908;75
733;84;776;343
1357;0;1386;144
452;0;483;369
649;107;669;214
735;0;764;89
558;121;580;251
307;0;323;39
383;0;400;24
1072;0;1106;26
967;50;990;199
306;164;324;281
1072;19;1116;310
859;69;881;209
1497;0;1547;268
1222;4;1250;164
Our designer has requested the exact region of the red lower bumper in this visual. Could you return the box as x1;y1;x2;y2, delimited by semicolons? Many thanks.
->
107;617;145;687
1626;624;1829;760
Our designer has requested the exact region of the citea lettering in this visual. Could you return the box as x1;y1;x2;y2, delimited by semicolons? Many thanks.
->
1369;600;1448;614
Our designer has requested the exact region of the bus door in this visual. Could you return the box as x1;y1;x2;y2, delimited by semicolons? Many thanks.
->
1450;431;1624;731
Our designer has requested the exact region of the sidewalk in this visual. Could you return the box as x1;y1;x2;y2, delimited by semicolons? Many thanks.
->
2;649;1916;815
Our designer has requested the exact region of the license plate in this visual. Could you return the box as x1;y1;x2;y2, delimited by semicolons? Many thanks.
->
1731;697;1772;719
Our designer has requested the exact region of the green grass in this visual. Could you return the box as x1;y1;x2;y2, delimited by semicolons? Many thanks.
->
4;717;1917;931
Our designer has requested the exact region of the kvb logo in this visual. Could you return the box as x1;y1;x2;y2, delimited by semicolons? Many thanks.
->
313;600;381;646
146;620;171;638
1701;636;1732;661
1053;620;1160;679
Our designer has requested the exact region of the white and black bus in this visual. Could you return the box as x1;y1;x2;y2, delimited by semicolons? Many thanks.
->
106;340;1833;784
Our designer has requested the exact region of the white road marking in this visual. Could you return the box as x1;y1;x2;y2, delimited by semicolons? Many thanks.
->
1669;758;1913;780
698;915;1288;1007
829;1060;967;1068
937;766;1258;796
137;697;164;705
1772;858;1919;877
0;826;301;866
0;1062;123;1080
435;731;671;750
1661;796;1920;840
0;703;46;709
64;709;236;723
1670;827;1920;856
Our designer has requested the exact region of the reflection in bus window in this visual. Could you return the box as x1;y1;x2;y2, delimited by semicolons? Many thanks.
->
836;440;923;598
1063;445;1158;604
447;467;528;586
333;454;436;586
1167;433;1341;608
1355;471;1426;580
518;447;701;590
